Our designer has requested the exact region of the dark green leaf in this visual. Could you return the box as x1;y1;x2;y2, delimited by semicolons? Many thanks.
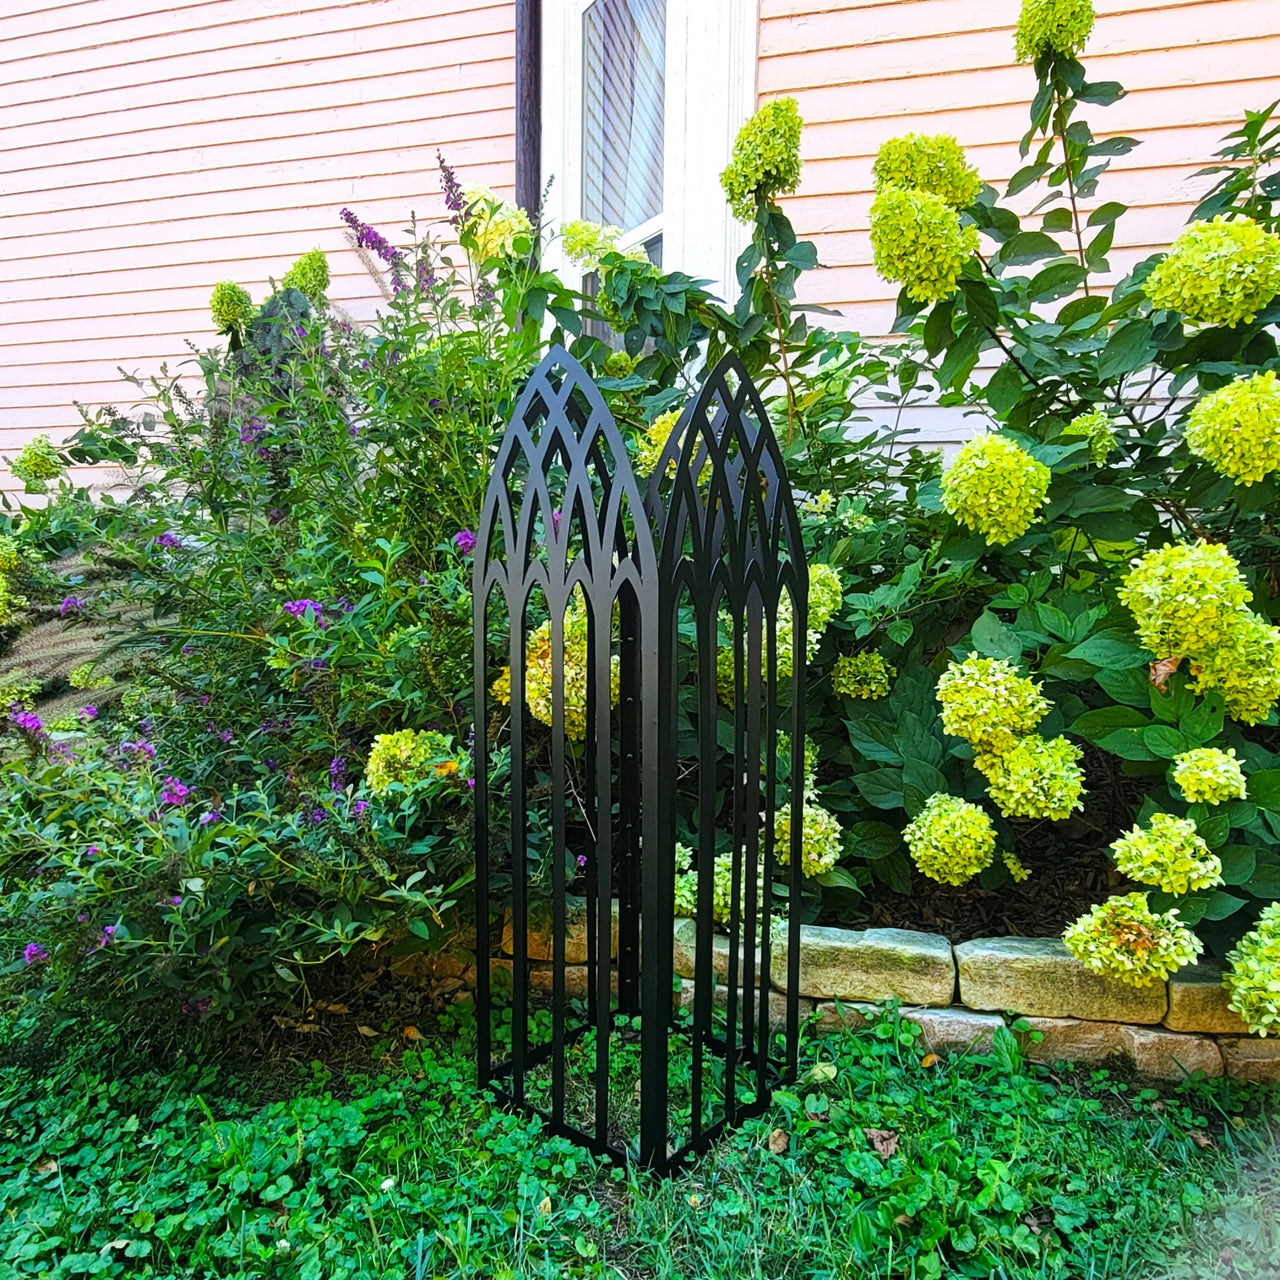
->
1098;320;1155;380
1143;724;1194;758
1070;706;1150;740
970;610;1023;662
853;769;905;810
1217;845;1257;885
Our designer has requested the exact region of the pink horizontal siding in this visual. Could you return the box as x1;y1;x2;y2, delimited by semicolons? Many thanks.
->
0;0;516;491
760;0;1280;333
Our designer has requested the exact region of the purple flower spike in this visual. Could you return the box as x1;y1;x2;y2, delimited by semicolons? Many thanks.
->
340;207;405;266
60;597;86;617
154;531;183;551
10;709;44;735
23;942;49;966
161;776;191;806
438;152;465;226
79;705;97;721
352;799;369;817
453;529;477;556
96;925;116;949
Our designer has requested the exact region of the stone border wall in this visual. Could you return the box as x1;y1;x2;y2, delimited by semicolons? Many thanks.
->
490;905;1280;1083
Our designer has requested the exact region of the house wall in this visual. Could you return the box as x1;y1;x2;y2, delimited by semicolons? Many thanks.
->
0;0;517;493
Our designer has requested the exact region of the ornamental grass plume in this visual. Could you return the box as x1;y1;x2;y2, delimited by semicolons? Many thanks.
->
1064;408;1116;465
1063;892;1201;987
1172;747;1248;805
775;801;844;878
209;281;255;334
870;187;979;304
832;652;896;699
10;435;64;495
1184;371;1280;486
872;134;982;208
1108;813;1223;895
1014;0;1095;63
975;735;1086;820
1187;610;1280;724
940;434;1050;545
1116;540;1251;659
462;184;533;261
1224;902;1280;1035
1144;216;1280;329
281;249;330;301
903;792;997;885
936;653;1050;754
721;97;803;221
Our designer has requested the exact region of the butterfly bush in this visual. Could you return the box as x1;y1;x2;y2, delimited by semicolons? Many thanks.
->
873;133;982;208
1108;813;1223;895
209;280;255;333
976;735;1085;821
1063;408;1116;464
903;793;996;885
721;97;803;221
774;801;844;878
1014;0;1095;62
940;434;1050;545
936;654;1050;754
870;187;979;304
1184;370;1280;486
1064;893;1201;987
1144;216;1280;328
1224;903;1280;1035
831;652;896;700
281;249;330;301
1172;747;1248;805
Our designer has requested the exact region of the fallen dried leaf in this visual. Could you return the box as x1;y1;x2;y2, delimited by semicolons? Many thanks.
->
864;1128;899;1159
34;1158;57;1175
1150;655;1182;692
356;1025;378;1038
920;1053;940;1069
893;1213;913;1226
537;1195;552;1215
1189;1131;1214;1150
313;1001;350;1015
402;1025;423;1041
767;1127;790;1154
293;1022;322;1034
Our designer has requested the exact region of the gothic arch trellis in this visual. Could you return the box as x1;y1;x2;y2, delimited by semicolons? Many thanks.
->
473;346;808;1173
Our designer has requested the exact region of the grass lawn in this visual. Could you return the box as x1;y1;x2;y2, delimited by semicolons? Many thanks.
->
1;1002;1277;1280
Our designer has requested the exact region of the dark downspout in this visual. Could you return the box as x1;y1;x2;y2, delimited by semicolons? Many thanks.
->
514;0;542;217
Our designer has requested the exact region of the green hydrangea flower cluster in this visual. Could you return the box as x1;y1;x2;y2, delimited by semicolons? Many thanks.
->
635;408;684;477
1014;0;1095;62
940;434;1050;545
832;652;896;699
721;97;803;222
870;187;979;304
1172;747;1248;805
902;792;996;885
603;350;637;378
10;435;64;495
281;249;330;300
1064;408;1116;465
1144;216;1280;328
463;184;533;261
775;800;844;878
673;843;770;926
1063;892;1201;987
936;653;1051;754
1188;611;1280;724
209;281;255;334
364;728;459;797
562;219;648;272
1184;371;1280;486
872;134;981;208
1003;851;1031;882
976;734;1086;821
1224;903;1280;1036
1109;813;1223;895
0;536;19;573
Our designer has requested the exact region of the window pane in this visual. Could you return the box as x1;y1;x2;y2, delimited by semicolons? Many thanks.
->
581;0;665;233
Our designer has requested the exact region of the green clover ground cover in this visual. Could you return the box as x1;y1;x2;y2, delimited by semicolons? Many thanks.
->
1;1007;1276;1280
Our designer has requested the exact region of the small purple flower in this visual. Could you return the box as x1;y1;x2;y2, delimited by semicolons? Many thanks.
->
576;854;588;867
182;996;212;1019
283;599;323;620
551;510;562;534
181;644;194;654
170;895;182;906
329;757;347;791
85;845;100;858
200;810;221;825
23;942;49;966
154;531;183;551
238;419;265;445
10;709;44;734
467;777;476;790
161;776;191;806
60;597;86;617
76;913;89;923
453;528;477;556
265;758;280;772
310;658;327;671
120;739;156;761
349;422;363;438
340;207;404;266
78;705;97;721
96;925;116;949
352;799;369;817
267;508;287;526
309;807;328;825
47;742;76;764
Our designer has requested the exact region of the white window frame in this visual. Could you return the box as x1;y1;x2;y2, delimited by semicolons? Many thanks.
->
540;0;757;299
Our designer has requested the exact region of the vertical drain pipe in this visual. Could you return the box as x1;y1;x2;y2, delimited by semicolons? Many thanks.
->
514;0;543;218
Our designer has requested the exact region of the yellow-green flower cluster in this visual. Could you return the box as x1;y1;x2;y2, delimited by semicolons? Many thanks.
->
0;576;26;627
1144;216;1280;329
1172;747;1248;805
940;434;1050;545
0;537;24;626
903;792;996;885
936;654;1050;754
775;800;844;878
561;219;648;273
832;652;896;700
1109;813;1222;895
1064;408;1116;465
673;843;777;928
721;97;803;222
463;184;533;261
281;249;330;300
0;536;18;573
365;729;459;797
635;408;683;476
603;350;637;378
975;735;1085;820
1188;611;1280;724
1063;892;1201;987
10;435;64;495
210;280;255;333
68;662;112;691
1014;0;1095;62
1184;371;1280;486
1003;851;1031;882
491;597;620;740
1224;903;1280;1036
873;134;981;208
870;187;979;304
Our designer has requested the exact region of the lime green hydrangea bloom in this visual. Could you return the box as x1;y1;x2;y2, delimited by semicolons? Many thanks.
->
209;281;255;334
1117;540;1252;659
1064;892;1201;987
940;434;1050;545
635;408;683;477
1144;216;1280;328
281;249;330;300
870;187;979;304
1172;747;1248;805
365;729;457;797
1064;408;1116;465
936;653;1050;754
603;350;637;378
1184;371;1280;486
0;536;20;573
562;219;648;272
721;97;803;222
1224;903;1280;1035
809;563;844;631
975;735;1085;820
1003;850;1032;882
463;184;533;261
832;652;896;699
873;134;981;208
775;800;844;878
1014;0;1095;62
1187;610;1280;724
10;435;64;495
903;793;997;885
673;843;769;926
1109;813;1222;895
